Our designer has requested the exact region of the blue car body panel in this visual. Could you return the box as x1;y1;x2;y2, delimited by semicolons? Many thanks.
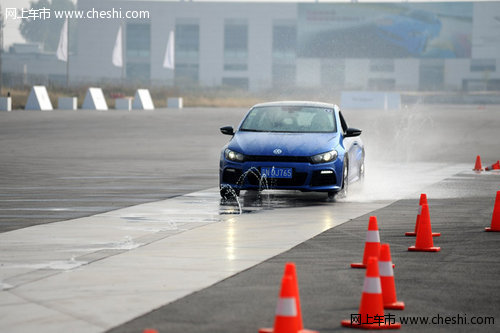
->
219;102;363;194
229;132;340;157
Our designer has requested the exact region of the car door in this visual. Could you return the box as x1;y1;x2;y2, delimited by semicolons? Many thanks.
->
339;111;363;182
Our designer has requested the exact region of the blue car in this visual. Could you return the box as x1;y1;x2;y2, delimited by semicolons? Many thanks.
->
375;10;442;56
219;101;364;199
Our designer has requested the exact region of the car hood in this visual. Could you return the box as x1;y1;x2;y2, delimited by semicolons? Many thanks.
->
228;131;340;156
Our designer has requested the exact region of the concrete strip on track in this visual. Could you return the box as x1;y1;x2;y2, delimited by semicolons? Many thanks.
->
0;163;468;332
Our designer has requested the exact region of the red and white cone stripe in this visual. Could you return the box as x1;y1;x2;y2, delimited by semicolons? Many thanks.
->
275;297;297;317
366;230;380;243
363;277;382;294
379;261;394;278
379;244;405;311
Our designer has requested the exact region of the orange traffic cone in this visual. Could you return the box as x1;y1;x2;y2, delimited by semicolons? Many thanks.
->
351;216;381;269
284;263;303;331
485;191;500;232
143;330;158;333
379;244;404;310
473;155;484;171
408;204;440;252
405;194;440;237
259;263;318;333
341;257;401;329
485;161;500;171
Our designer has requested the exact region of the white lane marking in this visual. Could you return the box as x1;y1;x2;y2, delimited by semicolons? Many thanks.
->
2;258;88;271
0;281;13;291
58;174;215;180
58;176;168;179
0;199;152;202
0;186;200;190
0;207;115;212
0;215;86;219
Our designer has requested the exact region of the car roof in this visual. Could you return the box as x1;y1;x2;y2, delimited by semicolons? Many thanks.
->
252;101;339;110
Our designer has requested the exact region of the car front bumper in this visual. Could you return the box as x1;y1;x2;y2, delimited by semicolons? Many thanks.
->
219;158;343;192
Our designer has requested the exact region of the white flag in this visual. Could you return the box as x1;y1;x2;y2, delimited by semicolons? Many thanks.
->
163;30;175;69
112;26;123;67
56;18;68;62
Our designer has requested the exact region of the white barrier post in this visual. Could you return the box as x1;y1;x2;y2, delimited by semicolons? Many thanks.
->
25;86;53;111
115;98;132;111
82;87;108;110
167;97;183;109
0;97;12;111
132;89;154;110
58;97;77;110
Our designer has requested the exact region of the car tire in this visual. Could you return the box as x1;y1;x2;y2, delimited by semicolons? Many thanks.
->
220;186;240;200
359;157;365;182
336;158;349;199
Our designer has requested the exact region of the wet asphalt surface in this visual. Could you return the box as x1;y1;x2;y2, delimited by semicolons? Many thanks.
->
0;108;246;232
1;105;499;233
1;105;500;331
109;172;500;333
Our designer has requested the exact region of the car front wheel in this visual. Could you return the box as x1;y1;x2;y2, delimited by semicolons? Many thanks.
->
359;159;365;182
327;158;348;200
336;158;349;199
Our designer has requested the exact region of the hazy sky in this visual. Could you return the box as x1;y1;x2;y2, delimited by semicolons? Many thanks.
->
2;0;31;47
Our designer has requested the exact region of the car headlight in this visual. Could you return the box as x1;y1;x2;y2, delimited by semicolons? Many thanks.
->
311;150;338;164
225;148;245;162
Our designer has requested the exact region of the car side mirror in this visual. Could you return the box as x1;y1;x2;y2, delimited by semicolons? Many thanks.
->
220;126;234;136
345;127;362;137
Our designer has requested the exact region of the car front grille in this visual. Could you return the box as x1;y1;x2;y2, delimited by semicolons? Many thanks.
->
223;165;311;187
244;155;310;163
222;168;243;184
247;171;308;187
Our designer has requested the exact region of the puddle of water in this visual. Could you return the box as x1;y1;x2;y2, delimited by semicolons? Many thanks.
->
2;257;87;271
0;281;13;290
64;236;143;252
120;226;185;233
47;258;87;270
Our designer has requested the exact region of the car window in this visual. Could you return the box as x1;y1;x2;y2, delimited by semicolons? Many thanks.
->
240;106;337;133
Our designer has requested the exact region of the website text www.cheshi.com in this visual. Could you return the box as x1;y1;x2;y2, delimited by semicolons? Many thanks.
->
4;7;150;20
350;313;495;326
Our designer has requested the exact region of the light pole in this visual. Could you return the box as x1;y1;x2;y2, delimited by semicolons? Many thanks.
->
0;6;4;94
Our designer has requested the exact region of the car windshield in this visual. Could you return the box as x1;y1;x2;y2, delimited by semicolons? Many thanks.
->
240;106;337;133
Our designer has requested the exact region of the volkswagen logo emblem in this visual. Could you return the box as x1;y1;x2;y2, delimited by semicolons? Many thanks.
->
273;148;283;155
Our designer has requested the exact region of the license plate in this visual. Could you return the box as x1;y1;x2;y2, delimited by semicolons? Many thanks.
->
261;167;293;179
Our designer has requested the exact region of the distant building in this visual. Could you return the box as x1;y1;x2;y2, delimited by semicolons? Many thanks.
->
2;1;500;92
2;43;66;86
